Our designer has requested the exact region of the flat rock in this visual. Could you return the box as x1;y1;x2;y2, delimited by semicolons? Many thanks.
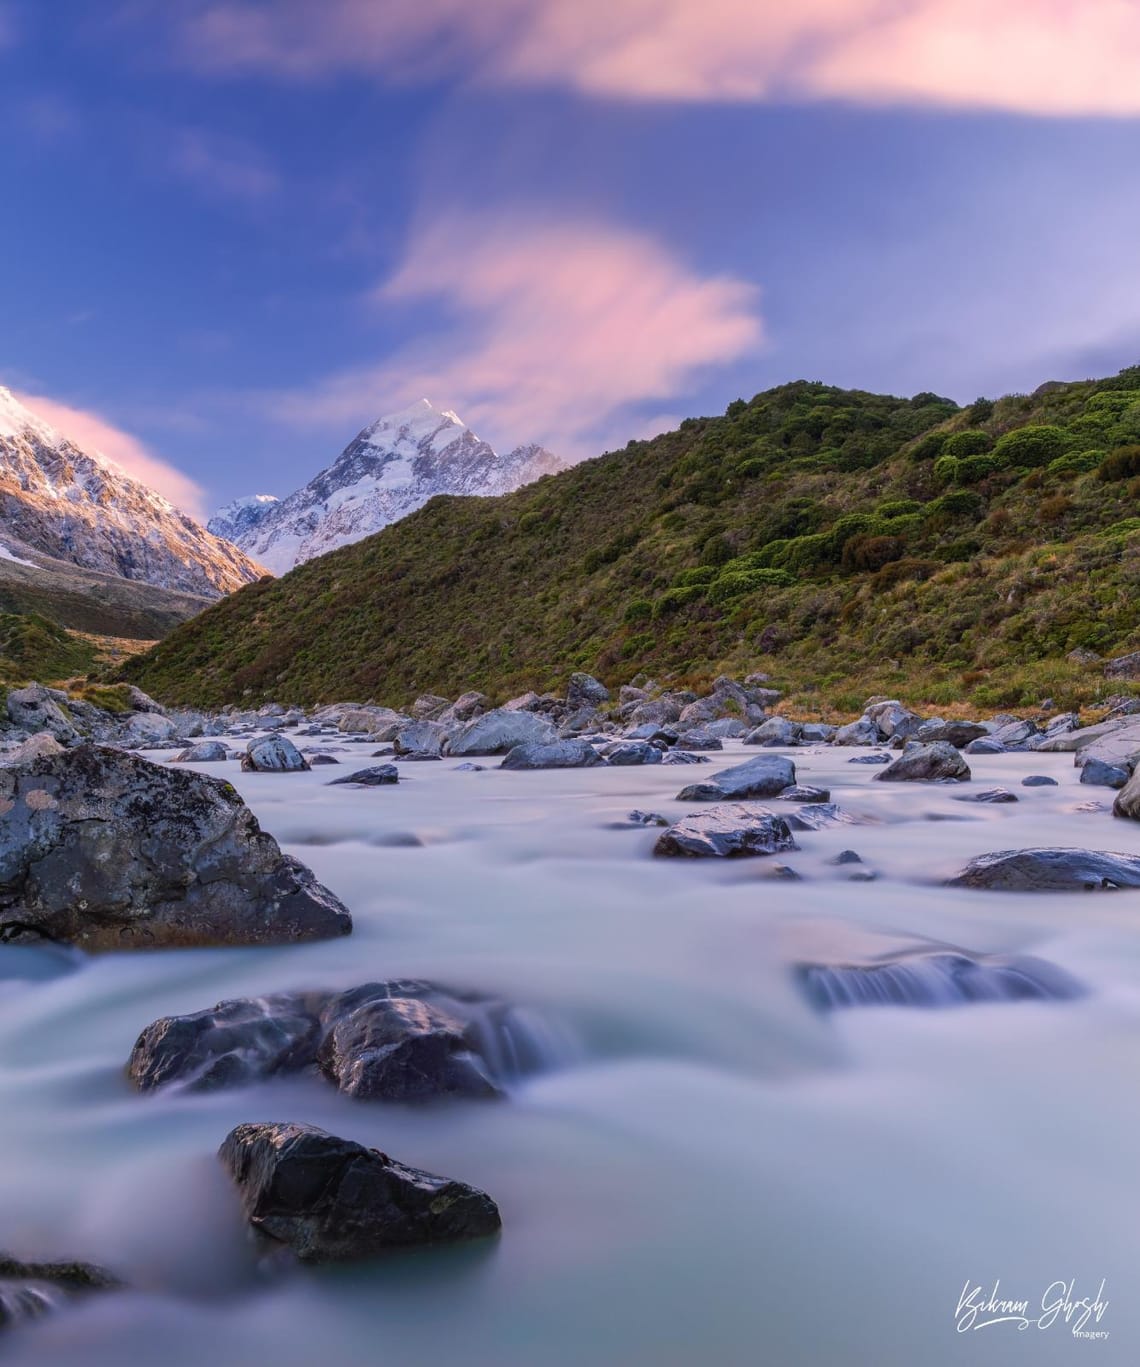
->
653;805;798;859
446;709;557;757
0;746;351;949
847;752;890;764
874;742;970;783
500;739;602;770
219;1122;501;1262
326;765;399;786
172;741;229;763
699;754;797;800
947;847;1140;891
955;787;1019;803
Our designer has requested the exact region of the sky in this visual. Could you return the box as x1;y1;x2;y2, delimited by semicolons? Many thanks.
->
2;0;1140;519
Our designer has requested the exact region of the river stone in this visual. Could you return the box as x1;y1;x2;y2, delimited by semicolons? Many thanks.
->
326;765;399;786
218;1122;501;1262
566;672;610;707
307;754;339;766
782;803;852;831
778;785;830;803
393;721;447;757
0;745;351;949
916;720;989;748
5;686;79;745
173;741;229;763
673;729;723;751
446;709;557;756
123;710;178;746
874;742;971;783
947;847;1140;891
964;737;1006;755
833;719;880;746
500;739;603;770
1114;769;1140;821
601;741;662;765
661;750;709;765
411;694;451;720
955;787;1019;803
440;691;487;724
0;1253;121;1329
1022;774;1058;787
702;754;797;799
242;735;309;772
653;805;798;859
744;717;801;747
1079;758;1130;789
848;752;891;764
798;951;1083;1010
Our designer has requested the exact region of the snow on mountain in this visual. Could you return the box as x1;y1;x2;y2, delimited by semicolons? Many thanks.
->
0;387;266;597
213;398;565;574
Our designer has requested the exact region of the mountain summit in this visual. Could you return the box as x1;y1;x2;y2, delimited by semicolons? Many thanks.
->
0;387;265;597
208;398;564;573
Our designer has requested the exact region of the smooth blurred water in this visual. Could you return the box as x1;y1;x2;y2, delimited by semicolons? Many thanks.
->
2;741;1139;1364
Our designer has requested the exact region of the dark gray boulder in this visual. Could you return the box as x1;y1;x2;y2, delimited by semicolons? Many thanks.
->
326;765;399;786
874;742;970;783
566;672;610;707
661;750;709;765
916;720;990;747
782;803;852;831
500;739;603;770
778;784;830;803
955;787;1019;803
218;1122;501;1262
600;741;662;766
679;753;796;801
242;735;309;772
172;741;229;763
653;805;798;859
0;746;351;949
798;951;1083;1010
674;782;727;802
1114;769;1140;820
964;737;1006;755
1079;758;1130;789
446;709;557;756
1022;774;1058;787
847;752;891;765
947;847;1140;891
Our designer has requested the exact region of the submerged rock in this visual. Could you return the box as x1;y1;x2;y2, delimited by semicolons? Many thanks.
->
242;735;309;773
653;805;798;859
0;746;351;949
947;847;1140;891
874;742;971;783
798;952;1084;1010
219;1122;501;1262
0;1253;121;1330
128;980;544;1098
955;787;1019;804
500;739;602;770
326;765;399;786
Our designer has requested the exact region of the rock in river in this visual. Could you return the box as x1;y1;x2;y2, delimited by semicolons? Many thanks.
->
0;1253;121;1330
1114;768;1140;821
241;735;309;772
798;951;1084;1010
0;745;351;949
500;739;603;770
326;765;399;787
653;805;798;859
874;742;971;783
676;754;796;802
445;709;557;757
219;1122;501;1262
947;847;1140;891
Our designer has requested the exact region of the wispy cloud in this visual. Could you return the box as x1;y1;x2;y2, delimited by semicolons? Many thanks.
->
262;214;762;458
170;127;280;200
169;0;1140;116
12;390;209;519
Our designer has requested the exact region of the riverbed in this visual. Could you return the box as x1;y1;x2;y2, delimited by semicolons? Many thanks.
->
2;740;1139;1365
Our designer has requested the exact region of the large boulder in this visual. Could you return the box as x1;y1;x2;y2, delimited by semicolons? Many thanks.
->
242;735;309;772
1113;769;1140;821
1079;758;1129;789
219;1122;501;1262
874;742;971;783
600;741;662;766
680;754;796;801
122;710;178;747
0;746;351;949
743;717;801;747
1074;719;1140;772
411;694;451;720
1104;651;1140;681
832;719;880;747
172;741;229;763
500;739;603;770
653;805;798;859
446;709;557;756
128;980;534;1098
5;686;79;745
947;848;1140;891
393;721;447;757
863;700;922;739
915;720;990;748
440;691;487;723
566;672;610;707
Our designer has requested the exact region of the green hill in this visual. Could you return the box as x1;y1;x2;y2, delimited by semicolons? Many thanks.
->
121;368;1140;714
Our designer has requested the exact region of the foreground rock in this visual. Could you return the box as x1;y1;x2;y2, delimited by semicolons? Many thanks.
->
0;746;351;949
798;951;1084;1009
0;1253;120;1330
128;980;544;1098
653;805;798;859
219;1122;501;1262
242;735;309;772
947;848;1140;891
874;742;971;783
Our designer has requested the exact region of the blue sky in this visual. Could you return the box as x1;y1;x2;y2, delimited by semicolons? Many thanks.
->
2;0;1139;517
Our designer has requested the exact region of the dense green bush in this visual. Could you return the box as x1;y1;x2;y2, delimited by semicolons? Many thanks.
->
653;585;705;617
709;567;795;601
943;430;992;459
623;599;653;623
992;425;1070;468
1097;445;1140;482
1047;449;1103;478
675;566;718;587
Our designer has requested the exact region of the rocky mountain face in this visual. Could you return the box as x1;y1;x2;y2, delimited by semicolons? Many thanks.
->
0;388;265;597
209;399;563;574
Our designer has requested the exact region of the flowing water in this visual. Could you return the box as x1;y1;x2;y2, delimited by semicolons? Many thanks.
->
2;740;1139;1364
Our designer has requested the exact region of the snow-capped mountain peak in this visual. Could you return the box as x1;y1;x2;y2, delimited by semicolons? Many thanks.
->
0;386;266;597
213;399;565;574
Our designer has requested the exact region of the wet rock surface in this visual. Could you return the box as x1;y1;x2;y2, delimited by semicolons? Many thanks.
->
874;742;971;783
0;1253;121;1330
947;847;1140;891
0;746;351;949
326;765;399;786
798;952;1084;1010
219;1122;501;1262
653;805;798;859
242;735;309;773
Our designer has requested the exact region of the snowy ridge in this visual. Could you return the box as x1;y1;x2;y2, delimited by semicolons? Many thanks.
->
0;387;266;597
211;398;564;574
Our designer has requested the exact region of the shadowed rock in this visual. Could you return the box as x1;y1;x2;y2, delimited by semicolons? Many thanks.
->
798;951;1084;1010
0;746;351;949
601;741;662;766
0;1253;121;1331
219;1122;501;1262
674;754;796;802
326;765;398;786
947;847;1140;891
446;709;557;756
654;805;798;858
1114;768;1140;821
500;739;603;770
874;742;970;783
242;735;309;772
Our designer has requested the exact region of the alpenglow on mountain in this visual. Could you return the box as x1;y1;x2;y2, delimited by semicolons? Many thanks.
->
209;399;564;574
0;387;265;597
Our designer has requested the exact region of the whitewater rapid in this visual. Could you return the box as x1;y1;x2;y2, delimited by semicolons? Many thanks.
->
2;740;1139;1365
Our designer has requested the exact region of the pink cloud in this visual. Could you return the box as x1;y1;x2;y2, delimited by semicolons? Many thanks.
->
12;391;209;520
172;0;1140;115
268;215;762;457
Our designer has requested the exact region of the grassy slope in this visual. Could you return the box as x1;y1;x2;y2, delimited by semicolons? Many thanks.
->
121;368;1140;714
